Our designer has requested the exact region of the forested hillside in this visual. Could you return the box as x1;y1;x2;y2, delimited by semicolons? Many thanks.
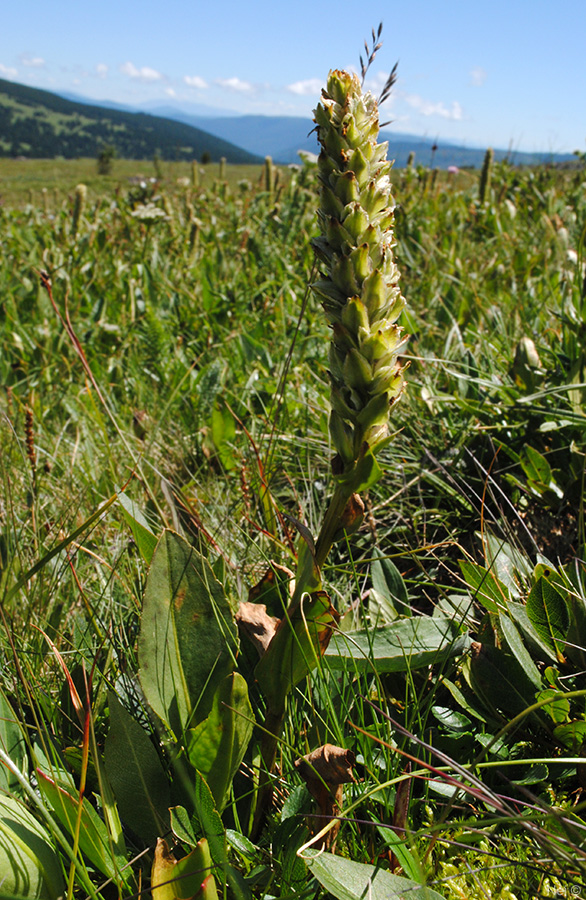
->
0;77;261;162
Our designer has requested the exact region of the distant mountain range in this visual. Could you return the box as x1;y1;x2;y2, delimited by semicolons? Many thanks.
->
150;108;576;169
0;78;261;163
0;78;577;169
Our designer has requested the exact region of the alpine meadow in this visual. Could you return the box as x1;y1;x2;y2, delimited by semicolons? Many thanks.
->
2;48;586;900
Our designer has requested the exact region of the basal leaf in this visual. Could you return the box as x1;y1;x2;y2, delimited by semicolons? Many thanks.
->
152;837;217;900
0;795;65;900
38;770;129;885
507;601;557;663
325;617;470;673
480;532;532;598
459;560;510;613
138;530;238;736
468;642;541;720
104;692;170;847
370;548;410;619
526;576;569;662
117;490;158;564
520;445;552;486
0;688;27;794
305;850;444;900
498;613;542;691
536;689;570;724
185;672;254;812
553;720;586;752
176;771;251;900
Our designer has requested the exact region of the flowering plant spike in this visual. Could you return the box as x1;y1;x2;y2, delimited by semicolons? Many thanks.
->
312;70;408;478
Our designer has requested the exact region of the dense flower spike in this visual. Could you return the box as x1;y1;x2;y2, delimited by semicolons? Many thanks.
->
312;70;408;472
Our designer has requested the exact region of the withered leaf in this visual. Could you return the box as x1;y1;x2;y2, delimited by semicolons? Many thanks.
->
236;602;281;657
294;743;357;851
295;743;357;786
332;492;365;541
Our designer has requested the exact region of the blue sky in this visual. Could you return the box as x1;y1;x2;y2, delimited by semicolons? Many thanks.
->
1;0;584;153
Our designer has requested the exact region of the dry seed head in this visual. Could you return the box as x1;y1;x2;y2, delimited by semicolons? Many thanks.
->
72;183;87;236
479;147;494;205
25;405;37;478
264;156;274;194
312;70;407;469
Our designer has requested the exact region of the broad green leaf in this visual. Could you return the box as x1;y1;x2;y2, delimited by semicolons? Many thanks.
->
526;576;569;662
0;796;64;900
170;805;199;847
519;446;564;500
37;770;129;885
432;705;472;732
480;532;532;598
553;720;586;752
138;530;238;736
185;672;254;811
370;549;410;618
152;837;217;900
433;593;477;628
117;490;158;564
225;830;258;861
566;590;586;669
468;642;541;720
325;617;470;673
172;772;250;900
369;588;399;625
104;692;170;847
375;823;422;883
536;689;570;724
510;763;549;785
305;850;444;900
256;591;339;711
498;613;542;691
0;688;27;794
441;677;491;724
519;444;552;486
507;601;557;663
459;560;510;613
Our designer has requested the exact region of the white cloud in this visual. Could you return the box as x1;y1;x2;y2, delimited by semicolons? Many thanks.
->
120;61;162;82
405;94;463;121
364;70;391;93
216;76;253;93
165;87;176;97
0;62;17;78
286;77;323;96
20;55;45;68
184;74;208;89
96;63;108;79
470;67;487;87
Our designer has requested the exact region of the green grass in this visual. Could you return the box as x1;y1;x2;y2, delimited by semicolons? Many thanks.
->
1;155;585;899
0;157;283;207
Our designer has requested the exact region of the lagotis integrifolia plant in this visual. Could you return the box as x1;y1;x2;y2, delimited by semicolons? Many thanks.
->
312;70;407;481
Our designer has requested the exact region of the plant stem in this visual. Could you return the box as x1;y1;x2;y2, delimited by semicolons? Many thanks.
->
252;481;352;837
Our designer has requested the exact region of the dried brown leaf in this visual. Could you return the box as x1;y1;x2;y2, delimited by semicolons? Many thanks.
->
236;602;281;657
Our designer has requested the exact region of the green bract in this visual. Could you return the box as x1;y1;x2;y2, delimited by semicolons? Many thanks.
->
312;70;407;471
